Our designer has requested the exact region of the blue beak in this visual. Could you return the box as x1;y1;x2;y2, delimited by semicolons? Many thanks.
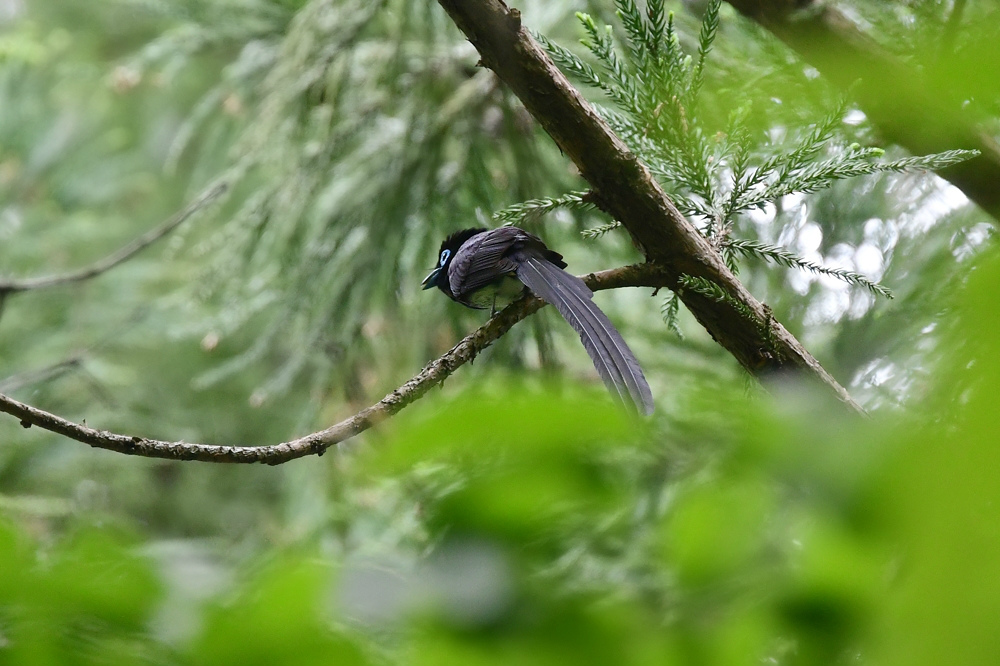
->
422;267;442;290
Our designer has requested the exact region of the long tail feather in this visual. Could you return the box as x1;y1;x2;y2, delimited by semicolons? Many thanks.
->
515;255;654;415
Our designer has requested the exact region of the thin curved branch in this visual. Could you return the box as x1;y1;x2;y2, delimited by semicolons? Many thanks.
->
0;181;229;295
0;263;670;464
0;357;83;392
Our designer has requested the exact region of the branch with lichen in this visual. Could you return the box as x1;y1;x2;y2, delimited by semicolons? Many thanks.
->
0;263;670;464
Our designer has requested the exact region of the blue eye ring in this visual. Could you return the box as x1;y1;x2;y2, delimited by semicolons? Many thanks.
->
439;249;451;267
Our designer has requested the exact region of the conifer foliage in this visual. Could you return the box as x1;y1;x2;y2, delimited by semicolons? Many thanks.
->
507;0;977;333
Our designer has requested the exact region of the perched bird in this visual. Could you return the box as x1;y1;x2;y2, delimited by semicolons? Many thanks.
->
422;226;654;415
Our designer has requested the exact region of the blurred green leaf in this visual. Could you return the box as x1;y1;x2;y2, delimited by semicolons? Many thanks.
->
189;557;369;666
663;474;775;585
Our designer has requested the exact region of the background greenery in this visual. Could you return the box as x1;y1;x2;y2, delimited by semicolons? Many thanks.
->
1;0;997;663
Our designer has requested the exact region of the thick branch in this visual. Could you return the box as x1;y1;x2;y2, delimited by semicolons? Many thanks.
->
0;181;229;294
435;0;862;411
0;264;669;464
726;0;1000;221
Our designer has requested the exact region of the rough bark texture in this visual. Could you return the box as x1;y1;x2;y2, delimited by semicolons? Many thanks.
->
726;0;1000;221
436;0;863;411
0;264;671;464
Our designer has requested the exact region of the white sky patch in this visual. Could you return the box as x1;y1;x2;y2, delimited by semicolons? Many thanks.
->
952;222;994;261
796;222;823;254
781;192;807;211
0;206;22;239
854;242;884;279
863;217;900;254
844;109;867;126
777;200;811;246
788;269;812;296
0;0;21;21
818;243;855;291
848;292;875;320
749;202;777;230
856;358;898;389
804;289;851;325
903;181;969;236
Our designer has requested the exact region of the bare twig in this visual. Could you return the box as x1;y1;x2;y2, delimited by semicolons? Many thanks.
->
0;263;670;464
0;181;229;295
0;357;84;392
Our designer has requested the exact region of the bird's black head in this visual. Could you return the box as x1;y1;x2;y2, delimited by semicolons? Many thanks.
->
422;227;487;296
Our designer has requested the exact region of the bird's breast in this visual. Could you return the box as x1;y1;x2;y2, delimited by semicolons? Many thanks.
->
459;275;525;310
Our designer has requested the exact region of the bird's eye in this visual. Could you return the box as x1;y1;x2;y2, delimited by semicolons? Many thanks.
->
439;249;451;267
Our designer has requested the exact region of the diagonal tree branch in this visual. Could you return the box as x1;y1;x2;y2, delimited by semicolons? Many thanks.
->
725;0;1000;221
0;264;670;464
0;181;229;295
435;0;863;412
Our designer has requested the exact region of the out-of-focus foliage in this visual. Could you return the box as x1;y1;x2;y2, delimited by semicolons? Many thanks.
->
848;0;1000;124
1;0;999;663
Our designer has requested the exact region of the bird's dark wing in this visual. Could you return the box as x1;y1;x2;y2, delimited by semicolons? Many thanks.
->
441;225;653;414
512;250;654;416
447;226;525;300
